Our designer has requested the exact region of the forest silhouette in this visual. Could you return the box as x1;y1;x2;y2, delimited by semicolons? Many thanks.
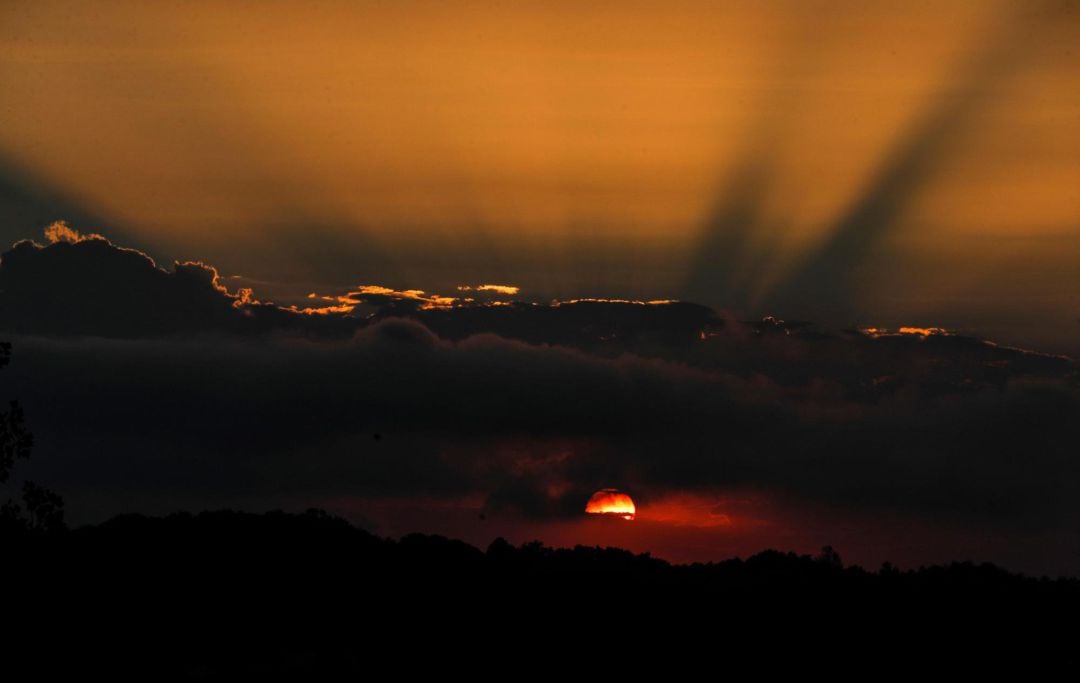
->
3;340;1078;673
4;507;1078;674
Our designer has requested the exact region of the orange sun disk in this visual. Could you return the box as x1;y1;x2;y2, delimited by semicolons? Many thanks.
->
585;489;636;520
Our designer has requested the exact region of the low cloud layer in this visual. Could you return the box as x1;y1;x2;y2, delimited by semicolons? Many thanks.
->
6;319;1078;527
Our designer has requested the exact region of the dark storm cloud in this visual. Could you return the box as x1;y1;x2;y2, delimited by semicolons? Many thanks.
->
3;317;1077;534
1;230;1078;540
2;320;764;511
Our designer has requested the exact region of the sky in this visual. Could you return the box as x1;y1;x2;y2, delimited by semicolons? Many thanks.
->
1;1;1078;574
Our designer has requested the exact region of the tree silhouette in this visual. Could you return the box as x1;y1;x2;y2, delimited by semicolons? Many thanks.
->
0;341;64;533
816;545;844;569
0;342;33;483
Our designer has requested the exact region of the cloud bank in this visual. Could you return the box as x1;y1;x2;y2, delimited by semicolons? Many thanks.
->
1;229;1078;572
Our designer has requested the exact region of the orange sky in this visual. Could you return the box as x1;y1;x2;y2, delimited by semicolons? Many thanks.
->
1;0;1077;351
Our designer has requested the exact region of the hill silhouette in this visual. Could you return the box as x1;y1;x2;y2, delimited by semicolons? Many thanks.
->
3;508;1077;675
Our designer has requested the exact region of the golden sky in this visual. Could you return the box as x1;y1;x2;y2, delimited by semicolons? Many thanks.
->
1;0;1077;350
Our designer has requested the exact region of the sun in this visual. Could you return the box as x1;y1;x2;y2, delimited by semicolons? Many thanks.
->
585;488;636;520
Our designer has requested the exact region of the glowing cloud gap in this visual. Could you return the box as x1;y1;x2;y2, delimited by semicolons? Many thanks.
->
859;326;952;338
552;298;678;307
456;284;521;295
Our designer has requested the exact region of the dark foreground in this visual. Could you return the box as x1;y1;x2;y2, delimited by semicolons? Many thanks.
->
3;509;1078;675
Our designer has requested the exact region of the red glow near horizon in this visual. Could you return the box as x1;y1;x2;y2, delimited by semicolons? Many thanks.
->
585;489;636;520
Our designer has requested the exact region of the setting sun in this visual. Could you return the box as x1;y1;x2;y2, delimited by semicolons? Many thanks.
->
585;489;637;520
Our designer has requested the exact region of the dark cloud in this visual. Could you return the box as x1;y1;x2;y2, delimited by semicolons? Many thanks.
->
0;230;364;338
4;317;1077;536
0;229;721;347
389;298;717;350
0;231;243;336
1;230;1078;573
